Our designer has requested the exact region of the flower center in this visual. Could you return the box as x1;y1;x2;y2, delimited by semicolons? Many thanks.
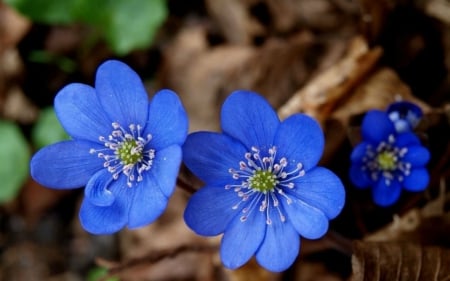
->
90;122;155;187
376;151;396;170
226;146;305;225
117;139;144;165
362;135;410;186
249;170;277;192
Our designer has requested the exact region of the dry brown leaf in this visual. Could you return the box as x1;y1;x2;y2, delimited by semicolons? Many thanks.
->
0;3;31;52
160;25;324;132
278;36;382;122
332;67;430;125
205;0;265;44
358;0;396;43
351;241;450;281
363;181;450;245
160;25;255;132
225;259;281;281
116;189;219;281
424;0;450;25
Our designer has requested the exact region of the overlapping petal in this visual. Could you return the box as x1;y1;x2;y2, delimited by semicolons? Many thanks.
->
361;110;395;144
372;179;402;207
403;168;429;192
145;89;188;150
350;143;368;163
184;185;240;236
30;140;103;189
95;60;149;126
183;132;247;184
394;132;420;147
79;176;129;234
274;114;324;171
290;167;345;219
283;199;329;239
84;169;115;207
128;175;169;228
54;83;112;141
221;90;279;150
402;146;430;166
221;209;266;269
147;145;182;198
349;164;372;188
256;208;300;272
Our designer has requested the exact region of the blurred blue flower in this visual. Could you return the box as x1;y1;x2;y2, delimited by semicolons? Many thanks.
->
183;90;345;272
387;101;423;133
349;110;430;207
30;60;188;234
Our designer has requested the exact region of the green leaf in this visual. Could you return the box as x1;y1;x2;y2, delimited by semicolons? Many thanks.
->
87;267;120;281
31;107;69;149
0;121;30;202
5;0;168;55
4;0;82;24
96;0;168;55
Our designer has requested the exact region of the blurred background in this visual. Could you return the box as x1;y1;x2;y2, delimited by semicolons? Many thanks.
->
0;0;449;280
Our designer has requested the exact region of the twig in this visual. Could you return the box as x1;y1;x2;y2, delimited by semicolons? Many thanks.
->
97;244;219;280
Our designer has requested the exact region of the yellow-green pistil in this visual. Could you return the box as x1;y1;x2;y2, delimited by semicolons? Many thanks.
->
117;140;143;165
376;151;397;171
249;170;277;193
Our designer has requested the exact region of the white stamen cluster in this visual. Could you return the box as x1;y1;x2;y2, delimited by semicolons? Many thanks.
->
90;122;155;187
362;134;411;186
226;146;305;225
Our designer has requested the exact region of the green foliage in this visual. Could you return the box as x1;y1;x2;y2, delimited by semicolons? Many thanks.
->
87;267;120;281
5;0;168;55
31;107;69;149
29;50;77;73
0;121;30;202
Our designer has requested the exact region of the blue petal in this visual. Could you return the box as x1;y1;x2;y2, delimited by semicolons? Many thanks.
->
402;146;430;166
128;174;169;228
274;114;324;171
54;83;112;141
372;179;402;207
387;101;422;133
349;164;372;188
183;132;247;184
221;90;279;151
148;145;182;198
391;119;412;134
79;175;129;234
289;167;345;219
283;199;329;239
95;60;149;126
403;168;429;192
350;143;368;163
30;140;103;189
255;208;300;272
144;89;188;150
394;132;420;147
84;169;115;207
361;110;395;143
184;185;240;236
220;205;266;269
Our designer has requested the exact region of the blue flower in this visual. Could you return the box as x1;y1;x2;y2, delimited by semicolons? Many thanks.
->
349;110;430;207
182;90;345;272
386;101;423;133
30;60;188;234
